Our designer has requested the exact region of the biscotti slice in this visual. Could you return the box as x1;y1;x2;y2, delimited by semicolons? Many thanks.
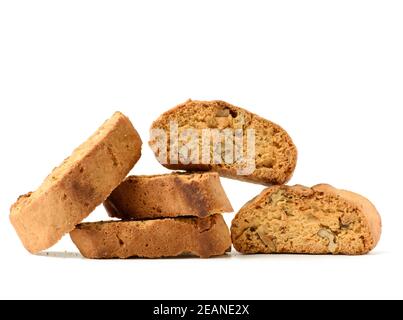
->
70;215;231;259
104;172;233;220
149;100;297;185
231;184;381;255
10;112;142;254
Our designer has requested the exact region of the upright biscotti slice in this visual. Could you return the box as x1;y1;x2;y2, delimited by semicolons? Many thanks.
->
231;184;381;255
70;215;231;259
149;100;297;185
105;172;233;220
10;112;142;254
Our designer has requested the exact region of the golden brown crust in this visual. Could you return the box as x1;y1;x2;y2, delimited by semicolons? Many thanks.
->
104;172;233;219
70;215;231;259
10;112;142;254
231;184;382;255
149;100;297;186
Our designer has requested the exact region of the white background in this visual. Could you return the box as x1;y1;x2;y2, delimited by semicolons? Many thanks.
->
0;0;402;300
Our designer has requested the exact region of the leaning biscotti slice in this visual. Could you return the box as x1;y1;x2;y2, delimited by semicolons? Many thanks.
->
10;112;142;254
70;214;231;259
231;184;381;255
104;172;233;220
149;100;297;185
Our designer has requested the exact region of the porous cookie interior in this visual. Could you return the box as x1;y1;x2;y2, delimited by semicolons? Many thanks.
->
232;187;374;255
151;100;297;184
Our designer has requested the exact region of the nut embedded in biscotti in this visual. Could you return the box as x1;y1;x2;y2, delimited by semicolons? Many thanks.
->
317;229;337;253
215;108;230;118
257;226;277;252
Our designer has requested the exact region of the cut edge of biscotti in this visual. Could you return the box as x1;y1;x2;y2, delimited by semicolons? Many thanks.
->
149;99;298;186
10;111;143;254
231;184;381;255
70;214;232;259
104;171;234;220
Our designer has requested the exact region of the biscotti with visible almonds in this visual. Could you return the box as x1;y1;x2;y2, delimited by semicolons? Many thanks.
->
231;184;381;255
149;100;297;185
70;214;231;258
10;112;142;254
105;172;233;220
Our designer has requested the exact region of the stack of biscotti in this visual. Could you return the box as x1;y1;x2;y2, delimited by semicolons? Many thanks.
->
9;108;232;259
10;99;382;257
70;172;233;258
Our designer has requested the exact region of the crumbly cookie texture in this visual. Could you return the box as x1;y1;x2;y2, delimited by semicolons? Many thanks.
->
150;100;297;186
105;172;233;219
231;184;381;255
10;112;142;254
70;214;232;259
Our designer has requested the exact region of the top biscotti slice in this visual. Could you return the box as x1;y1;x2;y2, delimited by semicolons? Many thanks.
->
231;184;381;255
149;100;297;185
10;112;142;254
104;172;233;220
